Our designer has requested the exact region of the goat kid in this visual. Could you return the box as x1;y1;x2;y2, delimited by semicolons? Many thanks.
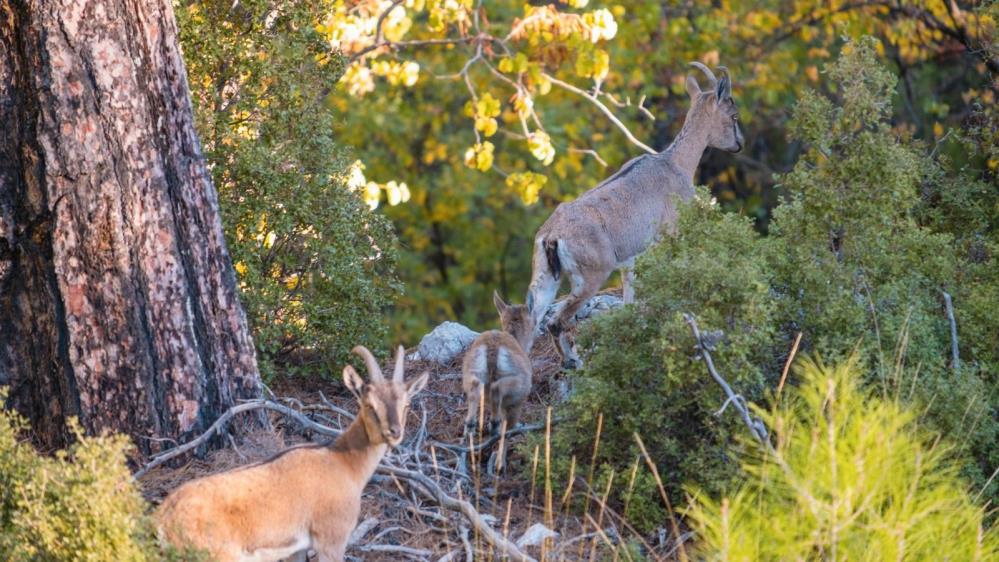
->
462;291;534;466
155;345;428;562
526;63;743;369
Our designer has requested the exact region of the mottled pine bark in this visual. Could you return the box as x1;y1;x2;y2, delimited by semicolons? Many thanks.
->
0;0;264;454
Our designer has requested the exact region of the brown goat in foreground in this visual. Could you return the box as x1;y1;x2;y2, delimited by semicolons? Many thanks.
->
155;345;428;562
462;291;534;469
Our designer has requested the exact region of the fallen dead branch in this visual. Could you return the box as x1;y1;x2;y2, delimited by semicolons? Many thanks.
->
430;420;549;455
378;463;536;562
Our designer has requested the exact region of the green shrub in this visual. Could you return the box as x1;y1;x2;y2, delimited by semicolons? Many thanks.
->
551;36;999;529
548;191;777;530
686;358;999;560
765;37;999;503
0;398;159;561
177;0;400;378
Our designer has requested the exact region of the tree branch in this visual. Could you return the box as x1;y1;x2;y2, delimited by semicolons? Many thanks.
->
543;73;656;155
941;290;960;372
683;313;771;448
378;464;536;562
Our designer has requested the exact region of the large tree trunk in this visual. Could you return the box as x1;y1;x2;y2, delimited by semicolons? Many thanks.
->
0;0;263;454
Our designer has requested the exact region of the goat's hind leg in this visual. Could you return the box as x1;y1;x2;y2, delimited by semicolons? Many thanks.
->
549;272;607;371
527;239;561;343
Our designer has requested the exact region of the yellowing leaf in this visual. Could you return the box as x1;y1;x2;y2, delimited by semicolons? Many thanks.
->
364;181;381;209
476;116;498;137
527;131;555;165
506;171;548;205
464;142;495;172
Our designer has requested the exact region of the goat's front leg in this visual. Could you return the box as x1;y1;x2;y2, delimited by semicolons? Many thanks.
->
548;277;602;370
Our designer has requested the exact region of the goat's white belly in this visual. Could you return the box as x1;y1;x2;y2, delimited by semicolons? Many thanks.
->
238;533;311;562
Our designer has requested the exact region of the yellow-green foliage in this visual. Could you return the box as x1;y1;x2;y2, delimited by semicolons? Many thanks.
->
686;358;999;561
0;400;158;561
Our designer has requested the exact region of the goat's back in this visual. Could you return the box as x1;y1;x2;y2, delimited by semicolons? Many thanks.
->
537;154;693;262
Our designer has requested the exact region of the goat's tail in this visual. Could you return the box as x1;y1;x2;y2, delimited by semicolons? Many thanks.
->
527;237;562;332
543;238;561;282
488;376;525;419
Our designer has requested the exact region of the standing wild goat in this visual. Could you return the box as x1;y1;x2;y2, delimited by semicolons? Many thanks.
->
156;345;428;562
527;63;744;369
462;291;534;446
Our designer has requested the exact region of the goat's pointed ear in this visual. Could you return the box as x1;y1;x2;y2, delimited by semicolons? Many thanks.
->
526;293;535;314
493;290;508;315
685;75;701;98
343;365;365;401
715;72;731;104
405;371;429;399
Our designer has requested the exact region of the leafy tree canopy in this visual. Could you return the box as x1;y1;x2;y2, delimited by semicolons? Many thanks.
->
322;0;997;338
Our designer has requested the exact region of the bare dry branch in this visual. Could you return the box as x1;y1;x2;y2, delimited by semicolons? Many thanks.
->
378;464;536;562
683;313;772;448
543;73;656;155
941;290;960;372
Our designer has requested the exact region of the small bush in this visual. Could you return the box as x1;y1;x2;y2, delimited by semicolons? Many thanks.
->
686;358;999;560
0;397;159;561
549;191;777;531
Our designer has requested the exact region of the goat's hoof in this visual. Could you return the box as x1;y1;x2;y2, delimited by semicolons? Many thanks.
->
561;357;581;370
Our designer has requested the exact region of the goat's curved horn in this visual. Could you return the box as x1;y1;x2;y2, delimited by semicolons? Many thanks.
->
688;61;717;86
352;345;385;383
392;345;405;382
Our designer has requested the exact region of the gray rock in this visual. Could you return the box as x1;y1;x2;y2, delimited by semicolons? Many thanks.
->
516;523;559;549
412;294;622;366
414;321;480;365
536;293;623;338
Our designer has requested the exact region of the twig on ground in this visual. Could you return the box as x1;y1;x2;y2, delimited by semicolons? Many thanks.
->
431;421;550;455
347;517;380;546
318;391;356;420
380;465;535;562
357;543;432;557
459;526;473;562
435;551;460;562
